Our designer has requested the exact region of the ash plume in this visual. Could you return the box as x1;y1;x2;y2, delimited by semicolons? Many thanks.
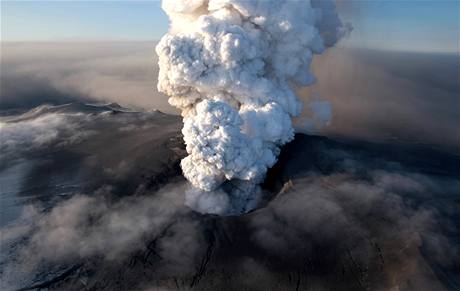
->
156;0;345;214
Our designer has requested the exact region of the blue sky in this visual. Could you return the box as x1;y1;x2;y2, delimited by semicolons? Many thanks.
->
2;0;459;53
1;1;169;41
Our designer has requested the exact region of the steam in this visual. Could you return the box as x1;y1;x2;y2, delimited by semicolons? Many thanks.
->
156;0;344;214
0;109;93;167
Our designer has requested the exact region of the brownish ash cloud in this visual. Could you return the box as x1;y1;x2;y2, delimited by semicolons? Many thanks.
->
2;42;459;150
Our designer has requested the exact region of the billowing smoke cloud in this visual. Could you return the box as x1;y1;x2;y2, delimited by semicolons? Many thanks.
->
156;0;344;214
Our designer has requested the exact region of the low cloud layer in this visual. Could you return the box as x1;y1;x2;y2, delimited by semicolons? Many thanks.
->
249;173;459;291
0;183;205;290
0;108;94;168
1;42;174;113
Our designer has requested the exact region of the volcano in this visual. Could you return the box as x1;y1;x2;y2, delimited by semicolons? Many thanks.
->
1;103;459;291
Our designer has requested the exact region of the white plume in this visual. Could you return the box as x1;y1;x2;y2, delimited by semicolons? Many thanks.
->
156;0;344;214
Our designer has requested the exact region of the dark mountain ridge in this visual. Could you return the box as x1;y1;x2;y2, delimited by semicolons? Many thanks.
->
1;105;459;291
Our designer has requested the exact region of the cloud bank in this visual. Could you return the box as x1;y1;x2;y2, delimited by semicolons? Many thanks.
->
0;108;93;168
0;42;173;113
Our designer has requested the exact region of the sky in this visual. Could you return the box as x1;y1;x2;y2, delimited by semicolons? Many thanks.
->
1;1;169;41
1;0;459;53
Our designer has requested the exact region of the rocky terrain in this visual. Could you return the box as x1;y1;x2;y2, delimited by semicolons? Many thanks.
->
1;103;459;290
